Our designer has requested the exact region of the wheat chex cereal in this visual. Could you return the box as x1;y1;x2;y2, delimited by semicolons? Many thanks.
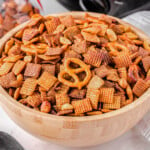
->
72;98;92;114
24;63;41;78
37;71;57;91
133;79;149;97
20;78;37;96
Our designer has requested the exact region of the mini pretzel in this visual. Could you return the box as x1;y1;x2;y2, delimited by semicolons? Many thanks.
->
106;42;129;56
58;58;91;89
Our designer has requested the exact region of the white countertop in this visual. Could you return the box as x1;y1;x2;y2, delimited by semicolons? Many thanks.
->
1;0;150;149
0;106;150;150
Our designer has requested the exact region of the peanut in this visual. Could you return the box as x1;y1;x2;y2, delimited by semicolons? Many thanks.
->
61;103;73;111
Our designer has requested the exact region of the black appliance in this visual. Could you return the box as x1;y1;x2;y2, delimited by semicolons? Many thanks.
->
57;0;150;18
0;132;24;150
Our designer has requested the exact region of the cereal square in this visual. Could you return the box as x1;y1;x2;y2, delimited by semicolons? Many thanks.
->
103;96;121;109
56;93;70;110
20;78;37;95
71;40;87;54
142;56;150;72
0;62;14;76
37;71;57;91
114;54;132;68
86;88;100;109
41;64;55;75
24;63;41;78
60;15;75;27
12;60;26;75
133;79;148;97
88;75;104;89
45;17;60;33
72;98;92;114
84;50;103;67
0;72;16;88
22;28;39;43
99;88;114;103
26;92;41;107
94;65;109;78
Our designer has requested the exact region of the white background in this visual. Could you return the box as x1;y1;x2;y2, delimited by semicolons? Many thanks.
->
0;106;150;150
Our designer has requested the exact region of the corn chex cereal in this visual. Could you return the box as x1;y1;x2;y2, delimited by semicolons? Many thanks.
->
0;72;16;88
45;17;61;34
114;54;132;68
115;92;126;107
88;75;104;89
12;60;26;75
22;28;39;43
37;71;57;91
71;39;87;54
84;50;103;67
64;26;80;40
20;78;37;96
133;79;149;97
99;88;115;103
56;93;70;110
103;96;121;109
0;62;14;76
72;98;92;114
86;88;100;109
142;56;150;72
106;70;119;82
26;92;41;107
60;15;75;27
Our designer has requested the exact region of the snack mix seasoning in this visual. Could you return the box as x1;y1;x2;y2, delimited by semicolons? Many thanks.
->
0;12;150;116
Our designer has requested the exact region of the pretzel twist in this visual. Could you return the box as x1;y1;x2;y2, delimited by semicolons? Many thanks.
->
106;42;129;56
58;58;91;89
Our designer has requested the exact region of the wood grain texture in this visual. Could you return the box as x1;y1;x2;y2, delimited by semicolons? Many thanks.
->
0;12;150;147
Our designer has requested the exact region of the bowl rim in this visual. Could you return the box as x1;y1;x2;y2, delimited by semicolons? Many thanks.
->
0;11;150;122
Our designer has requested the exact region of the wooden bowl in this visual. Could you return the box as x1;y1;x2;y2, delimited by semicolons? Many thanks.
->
0;12;150;147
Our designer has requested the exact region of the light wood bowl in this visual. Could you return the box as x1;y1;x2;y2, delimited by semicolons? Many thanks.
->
0;12;150;147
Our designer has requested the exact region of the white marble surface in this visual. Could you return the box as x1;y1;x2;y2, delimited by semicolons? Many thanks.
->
0;106;150;150
1;0;150;149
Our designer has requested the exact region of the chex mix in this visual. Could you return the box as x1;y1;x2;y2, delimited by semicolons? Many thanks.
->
0;13;150;116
